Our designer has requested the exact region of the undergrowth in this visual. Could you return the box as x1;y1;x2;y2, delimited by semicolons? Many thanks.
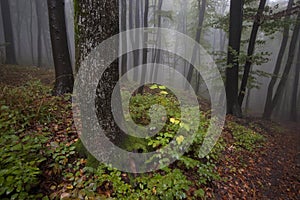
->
0;81;265;200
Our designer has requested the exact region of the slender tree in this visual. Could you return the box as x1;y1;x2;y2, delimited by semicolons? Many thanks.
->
290;40;300;121
151;0;163;81
35;0;44;67
133;0;141;81
47;0;74;95
263;0;294;119
238;0;267;106
138;0;150;94
120;0;127;76
0;0;17;64
264;12;300;119
186;0;207;88
226;0;244;117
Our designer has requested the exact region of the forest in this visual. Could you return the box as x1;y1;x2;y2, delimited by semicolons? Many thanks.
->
0;0;299;199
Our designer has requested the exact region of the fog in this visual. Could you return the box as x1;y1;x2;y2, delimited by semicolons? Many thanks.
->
0;0;299;122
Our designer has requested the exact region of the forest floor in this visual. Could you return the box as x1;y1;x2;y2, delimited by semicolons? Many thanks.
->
0;65;299;199
213;117;300;199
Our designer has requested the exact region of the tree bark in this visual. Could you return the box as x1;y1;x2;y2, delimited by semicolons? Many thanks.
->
264;12;300;119
47;0;74;95
120;0;127;76
238;0;267;106
186;0;206;88
290;40;300;121
35;0;43;67
263;0;294;119
151;0;163;81
76;0;127;146
0;0;17;64
137;0;149;94
30;1;35;65
225;0;243;117
133;0;141;81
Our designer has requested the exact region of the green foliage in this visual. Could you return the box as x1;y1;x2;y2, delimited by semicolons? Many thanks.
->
228;122;265;151
0;81;54;199
0;81;268;199
0;81;74;199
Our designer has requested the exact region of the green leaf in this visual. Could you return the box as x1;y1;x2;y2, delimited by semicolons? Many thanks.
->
149;84;158;89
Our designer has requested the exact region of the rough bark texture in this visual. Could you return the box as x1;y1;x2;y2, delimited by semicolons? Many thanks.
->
76;0;126;146
47;0;74;95
238;0;267;106
226;0;243;117
0;0;17;64
264;12;300;119
263;0;294;119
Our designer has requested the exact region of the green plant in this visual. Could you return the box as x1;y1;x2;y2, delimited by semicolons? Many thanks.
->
0;81;73;199
229;122;265;151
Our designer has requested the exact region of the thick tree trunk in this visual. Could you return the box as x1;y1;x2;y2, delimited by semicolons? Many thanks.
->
264;12;300;119
0;0;17;64
238;0;267;106
290;40;300;121
47;0;74;95
76;0;127;146
225;0;243;117
263;0;294;119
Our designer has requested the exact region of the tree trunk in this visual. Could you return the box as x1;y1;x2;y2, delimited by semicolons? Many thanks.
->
263;0;294;119
0;0;17;64
47;0;74;95
290;40;300;121
120;0;127;76
151;0;163;81
76;0;127;147
186;0;206;88
225;0;243;117
264;12;300;119
30;1;35;65
133;0;141;81
238;0;267;106
35;0;43;67
137;0;149;94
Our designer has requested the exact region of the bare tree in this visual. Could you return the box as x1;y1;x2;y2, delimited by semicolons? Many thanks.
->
0;0;17;64
35;0;44;67
186;0;207;88
263;0;294;119
290;40;300;121
137;0;150;94
238;0;267;106
47;0;74;95
263;12;300;119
